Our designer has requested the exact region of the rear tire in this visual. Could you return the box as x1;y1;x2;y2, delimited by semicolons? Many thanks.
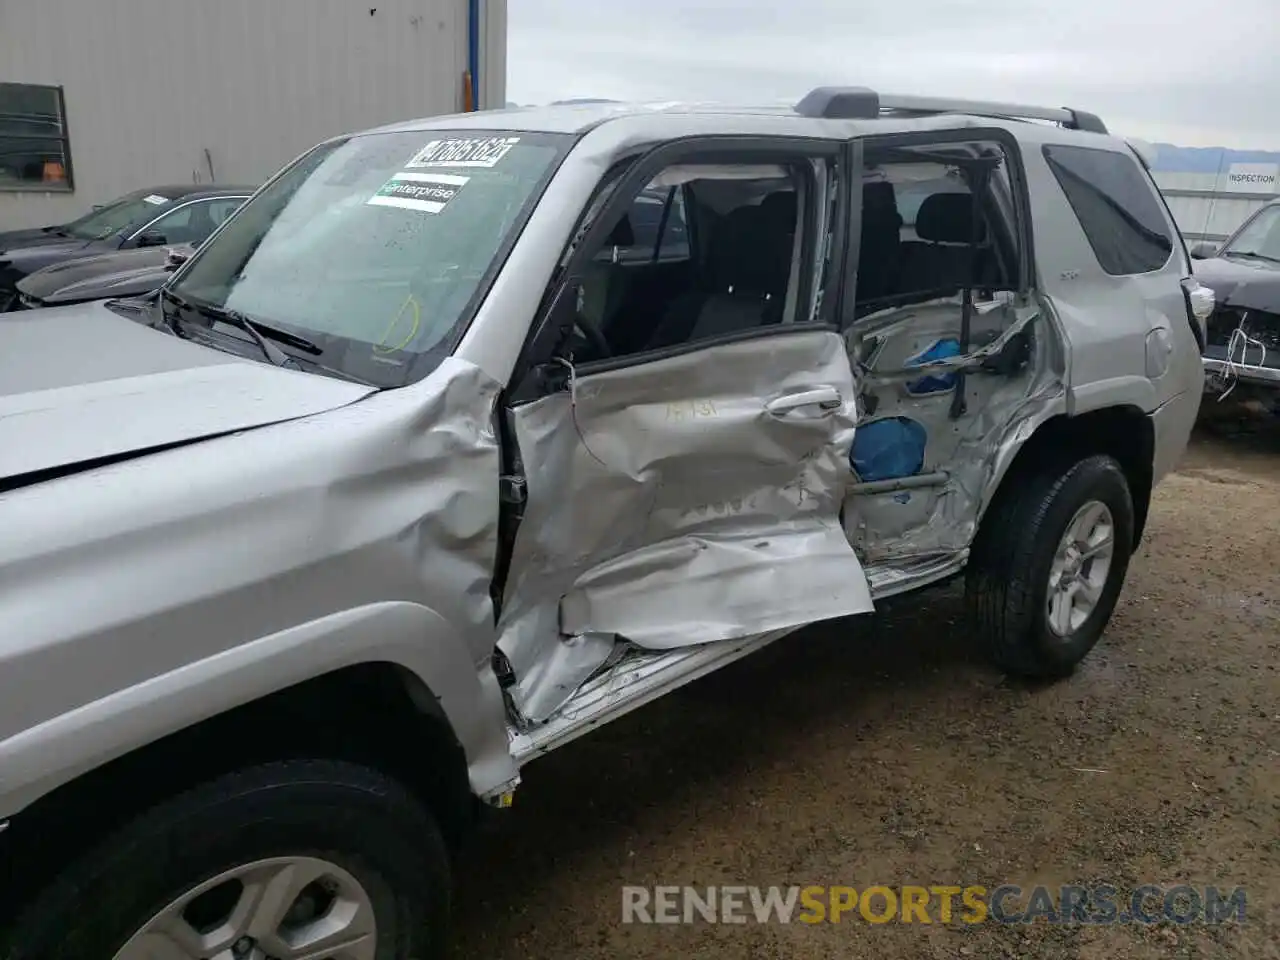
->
1;759;451;960
966;454;1135;679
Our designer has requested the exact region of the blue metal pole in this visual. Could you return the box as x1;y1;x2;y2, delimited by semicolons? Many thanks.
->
468;0;480;110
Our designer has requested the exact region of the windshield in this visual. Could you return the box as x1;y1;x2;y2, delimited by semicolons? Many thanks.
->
170;129;568;387
63;191;174;240
1222;205;1280;263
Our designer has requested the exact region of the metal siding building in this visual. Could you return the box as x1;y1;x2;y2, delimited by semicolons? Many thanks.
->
1148;144;1280;244
0;0;506;229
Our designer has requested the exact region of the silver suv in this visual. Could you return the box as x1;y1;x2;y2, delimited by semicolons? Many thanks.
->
0;88;1207;957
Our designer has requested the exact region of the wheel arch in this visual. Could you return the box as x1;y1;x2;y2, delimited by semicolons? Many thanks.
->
981;404;1155;544
0;660;479;929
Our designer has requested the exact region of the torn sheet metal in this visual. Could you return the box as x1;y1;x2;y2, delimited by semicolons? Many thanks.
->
497;329;874;723
498;630;617;724
843;296;1066;563
853;292;1041;385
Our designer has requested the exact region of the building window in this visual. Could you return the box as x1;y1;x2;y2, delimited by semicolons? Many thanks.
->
0;82;73;192
1043;143;1173;276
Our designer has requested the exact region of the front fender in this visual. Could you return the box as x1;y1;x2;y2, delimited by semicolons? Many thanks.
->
0;601;516;821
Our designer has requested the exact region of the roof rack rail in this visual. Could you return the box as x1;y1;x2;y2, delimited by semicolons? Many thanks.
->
794;86;1108;135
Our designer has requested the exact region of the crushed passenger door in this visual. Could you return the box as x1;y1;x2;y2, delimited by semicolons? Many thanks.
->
497;327;873;721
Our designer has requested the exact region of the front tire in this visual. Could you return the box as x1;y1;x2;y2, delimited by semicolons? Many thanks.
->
966;454;1135;679
2;760;451;960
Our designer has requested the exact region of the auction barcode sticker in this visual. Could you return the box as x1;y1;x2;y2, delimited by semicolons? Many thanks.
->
366;172;469;213
405;137;520;169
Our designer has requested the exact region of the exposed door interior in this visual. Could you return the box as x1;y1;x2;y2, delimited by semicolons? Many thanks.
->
494;144;873;730
841;135;1058;574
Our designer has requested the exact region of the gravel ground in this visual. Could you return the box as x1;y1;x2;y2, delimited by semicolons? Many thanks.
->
451;409;1280;960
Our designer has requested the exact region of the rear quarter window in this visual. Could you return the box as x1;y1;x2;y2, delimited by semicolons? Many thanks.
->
1042;143;1174;276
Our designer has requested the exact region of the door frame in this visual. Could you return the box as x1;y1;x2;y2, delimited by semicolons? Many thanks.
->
840;126;1038;325
509;133;859;395
490;133;864;622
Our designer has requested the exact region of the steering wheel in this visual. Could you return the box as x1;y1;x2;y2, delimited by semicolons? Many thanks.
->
573;314;612;359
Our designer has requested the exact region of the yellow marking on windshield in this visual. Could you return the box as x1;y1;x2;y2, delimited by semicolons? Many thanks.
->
376;293;422;353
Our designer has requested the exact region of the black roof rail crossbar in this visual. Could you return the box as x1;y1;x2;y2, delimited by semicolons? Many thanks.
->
794;86;881;120
794;87;1108;134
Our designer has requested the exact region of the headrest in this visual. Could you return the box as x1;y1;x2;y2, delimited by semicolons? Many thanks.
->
604;212;635;247
915;192;982;244
708;204;790;297
861;181;903;230
759;190;797;231
707;205;763;286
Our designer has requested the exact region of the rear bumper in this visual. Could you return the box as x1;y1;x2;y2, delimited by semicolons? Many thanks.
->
1203;356;1280;388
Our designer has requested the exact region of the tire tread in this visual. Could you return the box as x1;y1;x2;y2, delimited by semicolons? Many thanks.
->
967;454;1133;678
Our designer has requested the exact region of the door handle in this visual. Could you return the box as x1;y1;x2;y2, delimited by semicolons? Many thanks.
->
766;387;842;416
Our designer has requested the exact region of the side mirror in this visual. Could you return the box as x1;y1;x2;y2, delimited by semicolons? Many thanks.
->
135;230;167;248
514;280;582;388
1190;242;1218;260
164;246;191;268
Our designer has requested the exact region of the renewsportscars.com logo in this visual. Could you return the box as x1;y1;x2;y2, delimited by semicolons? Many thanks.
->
621;884;1248;925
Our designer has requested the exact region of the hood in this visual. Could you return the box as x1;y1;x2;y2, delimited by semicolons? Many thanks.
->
0;301;377;484
16;245;182;304
0;225;74;252
0;237;116;284
1193;255;1280;313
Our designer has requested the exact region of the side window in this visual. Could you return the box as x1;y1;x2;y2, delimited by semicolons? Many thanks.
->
594;186;690;264
142;200;231;245
208;197;246;229
855;143;1019;314
1042;143;1174;276
574;161;814;360
140;203;198;243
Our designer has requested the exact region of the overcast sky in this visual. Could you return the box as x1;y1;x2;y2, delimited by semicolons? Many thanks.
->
508;0;1279;150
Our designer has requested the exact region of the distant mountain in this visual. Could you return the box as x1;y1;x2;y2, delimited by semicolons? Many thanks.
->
1150;143;1280;174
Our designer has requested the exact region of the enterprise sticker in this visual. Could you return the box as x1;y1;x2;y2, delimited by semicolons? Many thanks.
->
405;136;520;168
366;172;469;213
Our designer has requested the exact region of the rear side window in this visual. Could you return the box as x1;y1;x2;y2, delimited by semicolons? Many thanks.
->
1043;144;1173;275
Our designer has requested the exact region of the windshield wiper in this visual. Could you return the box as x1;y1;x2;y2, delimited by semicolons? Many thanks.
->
217;309;298;369
160;290;320;368
1224;249;1280;265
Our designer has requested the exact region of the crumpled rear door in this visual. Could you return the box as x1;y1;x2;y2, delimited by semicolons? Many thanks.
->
497;326;872;720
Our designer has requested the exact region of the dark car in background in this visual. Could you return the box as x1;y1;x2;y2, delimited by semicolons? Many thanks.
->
1190;200;1280;399
0;186;254;310
13;243;197;310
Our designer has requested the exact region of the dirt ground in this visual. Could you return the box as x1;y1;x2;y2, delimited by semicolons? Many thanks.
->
451;406;1280;960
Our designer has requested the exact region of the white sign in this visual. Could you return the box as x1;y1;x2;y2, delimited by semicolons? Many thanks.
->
404;137;520;169
1219;163;1279;194
366;172;468;213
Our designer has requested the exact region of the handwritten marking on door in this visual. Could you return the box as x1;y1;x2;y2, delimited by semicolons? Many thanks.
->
665;400;718;421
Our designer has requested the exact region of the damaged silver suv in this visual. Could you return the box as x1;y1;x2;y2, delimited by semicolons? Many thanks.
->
0;88;1207;957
